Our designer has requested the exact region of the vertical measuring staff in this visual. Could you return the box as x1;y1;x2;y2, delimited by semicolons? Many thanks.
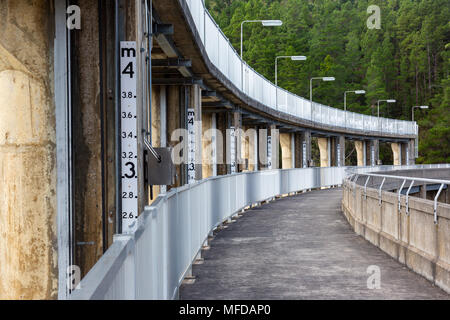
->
120;42;138;233
230;127;236;173
187;108;196;183
267;135;272;170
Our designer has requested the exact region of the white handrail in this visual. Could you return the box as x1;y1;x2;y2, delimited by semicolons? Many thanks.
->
185;1;416;136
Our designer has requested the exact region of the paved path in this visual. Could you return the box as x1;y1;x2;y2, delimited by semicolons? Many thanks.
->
180;188;449;300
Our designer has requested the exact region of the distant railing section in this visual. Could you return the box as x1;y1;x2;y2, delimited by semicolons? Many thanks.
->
68;164;448;300
185;0;417;136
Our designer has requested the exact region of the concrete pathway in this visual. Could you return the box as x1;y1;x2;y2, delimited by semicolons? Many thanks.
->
180;188;449;300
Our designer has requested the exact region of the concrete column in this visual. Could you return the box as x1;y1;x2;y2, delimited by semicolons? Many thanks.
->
407;139;415;165
401;142;409;165
270;125;279;169
258;127;268;170
233;111;242;172
216;112;228;175
331;136;345;167
391;142;401;166
280;133;292;169
291;133;296;168
167;86;183;187
355;140;365;167
318;138;329;167
201;113;213;178
367;140;379;166
298;131;311;168
0;0;57;299
149;85;162;202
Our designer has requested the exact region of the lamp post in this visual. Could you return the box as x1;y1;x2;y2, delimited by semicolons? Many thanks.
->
240;20;282;90
275;55;307;109
411;105;429;122
310;77;335;123
377;99;396;131
344;90;365;129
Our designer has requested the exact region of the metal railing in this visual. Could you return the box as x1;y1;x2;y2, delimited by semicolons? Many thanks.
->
68;164;449;300
347;165;450;224
184;0;417;136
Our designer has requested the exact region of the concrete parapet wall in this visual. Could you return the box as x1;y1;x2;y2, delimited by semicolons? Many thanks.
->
342;178;450;293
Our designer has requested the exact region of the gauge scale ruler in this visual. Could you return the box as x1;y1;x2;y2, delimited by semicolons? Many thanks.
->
187;108;196;184
120;41;138;233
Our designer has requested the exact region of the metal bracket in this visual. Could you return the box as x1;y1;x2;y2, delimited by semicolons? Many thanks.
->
434;184;445;224
143;133;161;163
405;180;415;215
378;177;386;206
398;179;406;212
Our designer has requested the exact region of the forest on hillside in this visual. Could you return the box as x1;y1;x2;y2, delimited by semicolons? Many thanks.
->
205;0;449;164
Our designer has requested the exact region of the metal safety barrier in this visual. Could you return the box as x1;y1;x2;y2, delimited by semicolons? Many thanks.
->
348;164;450;224
68;164;448;300
184;0;417;136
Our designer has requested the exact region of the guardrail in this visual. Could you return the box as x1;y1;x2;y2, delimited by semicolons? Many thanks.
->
184;0;417;136
342;164;450;294
69;164;448;300
349;169;450;224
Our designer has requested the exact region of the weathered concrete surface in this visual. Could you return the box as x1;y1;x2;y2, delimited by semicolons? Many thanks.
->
180;189;449;299
318;137;329;168
0;1;57;299
280;133;292;169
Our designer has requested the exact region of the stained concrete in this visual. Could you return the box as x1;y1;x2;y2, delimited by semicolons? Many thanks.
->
180;189;449;300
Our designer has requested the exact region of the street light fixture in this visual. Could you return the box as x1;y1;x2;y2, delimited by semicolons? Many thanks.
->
377;99;396;131
310;77;335;123
412;105;429;122
240;20;283;90
275;55;307;109
344;90;366;129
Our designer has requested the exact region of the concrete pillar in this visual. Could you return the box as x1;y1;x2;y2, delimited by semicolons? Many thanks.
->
167;86;183;187
270;124;279;169
391;142;401;166
149;85;162;202
291;133;296;168
258;127;268;170
0;0;57;299
367;140;379;166
331;136;345;167
407;139;415;165
216;112;228;175
298;131;311;168
280;133;292;169
355;140;365;167
318;138;329;167
400;143;409;165
202;113;213;178
233;112;242;172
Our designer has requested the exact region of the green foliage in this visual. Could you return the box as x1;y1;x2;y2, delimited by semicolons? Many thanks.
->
206;0;450;164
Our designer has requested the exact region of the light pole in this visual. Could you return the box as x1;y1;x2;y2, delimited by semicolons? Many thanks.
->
411;105;429;122
377;99;396;131
275;55;307;109
344;90;365;129
310;77;335;123
240;20;282;90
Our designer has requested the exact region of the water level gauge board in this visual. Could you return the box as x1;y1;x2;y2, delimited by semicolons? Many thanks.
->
120;41;138;233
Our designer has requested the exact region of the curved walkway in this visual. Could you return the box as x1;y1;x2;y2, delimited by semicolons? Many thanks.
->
180;188;449;300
